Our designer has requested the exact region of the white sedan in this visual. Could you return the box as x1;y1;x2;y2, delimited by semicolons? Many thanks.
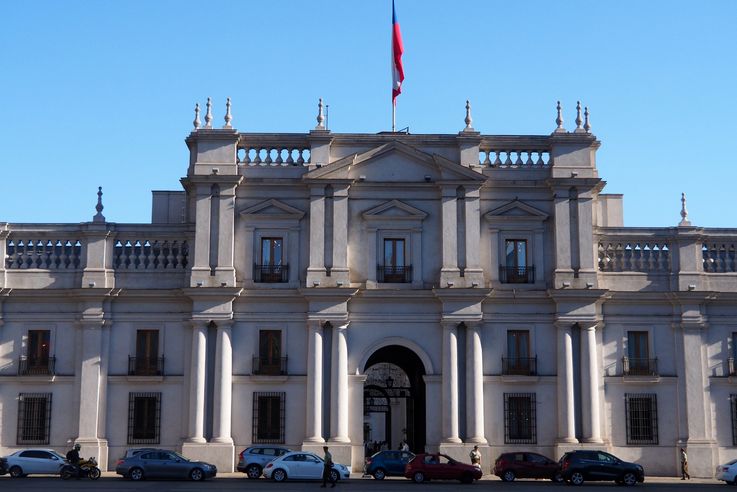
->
716;459;737;484
1;449;66;477
263;451;350;482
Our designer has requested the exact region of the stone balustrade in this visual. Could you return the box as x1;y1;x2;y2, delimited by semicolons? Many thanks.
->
478;137;551;168
6;237;83;270
702;241;737;273
113;238;189;270
237;135;311;167
598;239;671;273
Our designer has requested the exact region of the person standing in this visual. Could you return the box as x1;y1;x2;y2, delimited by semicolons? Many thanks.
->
321;446;336;488
680;448;690;480
469;445;481;470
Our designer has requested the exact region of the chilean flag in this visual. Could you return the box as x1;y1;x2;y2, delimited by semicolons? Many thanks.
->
392;0;405;105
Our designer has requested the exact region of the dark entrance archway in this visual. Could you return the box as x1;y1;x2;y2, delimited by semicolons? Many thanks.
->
364;345;426;453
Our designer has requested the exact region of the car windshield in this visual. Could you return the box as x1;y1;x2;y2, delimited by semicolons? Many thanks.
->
170;452;189;462
51;451;66;460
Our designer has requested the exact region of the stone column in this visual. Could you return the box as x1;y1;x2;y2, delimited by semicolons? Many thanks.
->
580;323;602;443
187;320;208;443
304;320;325;443
441;321;461;443
330;186;350;285
306;187;326;287
212;321;233;443
330;322;350;442
191;185;212;286
440;187;460;286
465;322;487;443
0;223;7;288
556;322;577;443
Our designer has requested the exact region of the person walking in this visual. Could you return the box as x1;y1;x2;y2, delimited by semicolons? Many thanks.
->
469;445;481;470
321;446;336;488
680;448;690;480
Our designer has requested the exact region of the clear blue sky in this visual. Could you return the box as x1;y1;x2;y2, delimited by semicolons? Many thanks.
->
2;1;736;227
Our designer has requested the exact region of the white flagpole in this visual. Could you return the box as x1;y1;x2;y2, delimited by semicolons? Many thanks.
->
392;103;396;132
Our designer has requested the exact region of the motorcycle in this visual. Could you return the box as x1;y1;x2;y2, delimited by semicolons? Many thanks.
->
60;457;101;480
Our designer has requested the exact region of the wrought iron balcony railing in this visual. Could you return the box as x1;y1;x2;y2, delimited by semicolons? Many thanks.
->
622;356;658;376
499;266;535;284
254;264;289;283
128;356;165;376
377;265;412;283
502;356;537;376
729;357;736;376
18;356;56;376
252;356;288;376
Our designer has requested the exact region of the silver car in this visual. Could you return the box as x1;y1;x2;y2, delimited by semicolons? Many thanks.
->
115;449;217;481
0;449;66;478
237;446;291;478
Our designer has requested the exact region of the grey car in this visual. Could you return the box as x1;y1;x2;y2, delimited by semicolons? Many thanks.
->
115;449;216;481
237;446;291;478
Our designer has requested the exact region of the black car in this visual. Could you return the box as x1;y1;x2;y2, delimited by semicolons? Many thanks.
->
0;456;7;475
115;449;216;481
559;450;644;486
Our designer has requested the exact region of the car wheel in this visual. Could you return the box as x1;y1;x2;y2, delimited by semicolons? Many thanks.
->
329;469;340;483
570;471;585;486
9;466;23;479
502;470;516;482
129;467;144;481
552;472;564;483
372;468;386;480
189;468;204;481
272;468;287;482
413;471;426;483
245;464;262;479
622;472;637;486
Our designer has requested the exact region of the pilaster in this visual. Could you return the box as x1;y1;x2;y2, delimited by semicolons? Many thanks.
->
330;323;350;443
465;321;486;444
554;321;577;444
440;186;461;287
463;188;484;287
441;321;461;443
304;319;325;443
186;320;208;443
306;186;327;287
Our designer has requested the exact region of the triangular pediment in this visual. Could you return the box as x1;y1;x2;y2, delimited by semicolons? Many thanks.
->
485;199;549;222
362;199;428;221
239;199;305;220
304;140;486;183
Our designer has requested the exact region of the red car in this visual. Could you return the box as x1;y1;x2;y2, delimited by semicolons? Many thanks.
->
404;453;482;484
493;452;563;482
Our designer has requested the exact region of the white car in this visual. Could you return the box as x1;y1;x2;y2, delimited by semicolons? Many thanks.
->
716;459;737;484
1;449;67;477
263;451;350;482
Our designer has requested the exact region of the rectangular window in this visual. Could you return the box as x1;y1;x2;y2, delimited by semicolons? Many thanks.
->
256;237;286;282
504;393;536;444
127;392;161;445
627;331;650;375
505;239;527;268
17;393;52;445
261;238;283;266
384;238;405;267
28;330;50;365
132;330;160;375
380;238;410;282
253;392;285;444
504;331;534;375
501;239;533;283
256;330;284;375
732;395;737;446
625;393;658;445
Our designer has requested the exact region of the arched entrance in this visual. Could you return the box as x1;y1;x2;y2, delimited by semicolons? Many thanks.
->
363;345;426;453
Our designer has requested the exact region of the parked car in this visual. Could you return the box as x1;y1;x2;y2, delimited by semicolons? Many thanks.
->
0;449;66;478
263;451;350;482
559;450;644;486
122;448;159;459
493;452;563;482
404;453;482;484
716;459;737;485
364;450;415;480
237;446;290;479
115;449;216;481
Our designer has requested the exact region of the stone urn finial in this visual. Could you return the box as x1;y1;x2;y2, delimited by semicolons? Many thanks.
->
678;192;692;227
584;106;591;133
463;99;474;131
93;186;105;223
205;97;213;129
223;97;232;129
554;101;566;133
193;103;201;130
315;98;325;130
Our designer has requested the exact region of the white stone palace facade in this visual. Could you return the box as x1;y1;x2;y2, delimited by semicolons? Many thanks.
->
1;100;736;477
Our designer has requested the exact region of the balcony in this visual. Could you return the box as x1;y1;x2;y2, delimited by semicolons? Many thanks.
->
499;266;535;284
252;356;288;376
729;358;737;377
377;265;412;283
622;356;658;376
254;264;289;283
18;356;56;376
128;356;165;376
502;357;537;376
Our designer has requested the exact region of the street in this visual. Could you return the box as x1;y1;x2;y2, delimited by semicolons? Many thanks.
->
0;475;726;491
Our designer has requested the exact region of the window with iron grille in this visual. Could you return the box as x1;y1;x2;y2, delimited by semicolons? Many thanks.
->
504;393;536;444
17;393;52;445
625;393;658;445
253;392;285;444
731;395;737;446
127;392;161;445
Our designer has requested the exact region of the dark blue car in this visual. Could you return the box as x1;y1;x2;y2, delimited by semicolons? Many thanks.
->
364;451;415;480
